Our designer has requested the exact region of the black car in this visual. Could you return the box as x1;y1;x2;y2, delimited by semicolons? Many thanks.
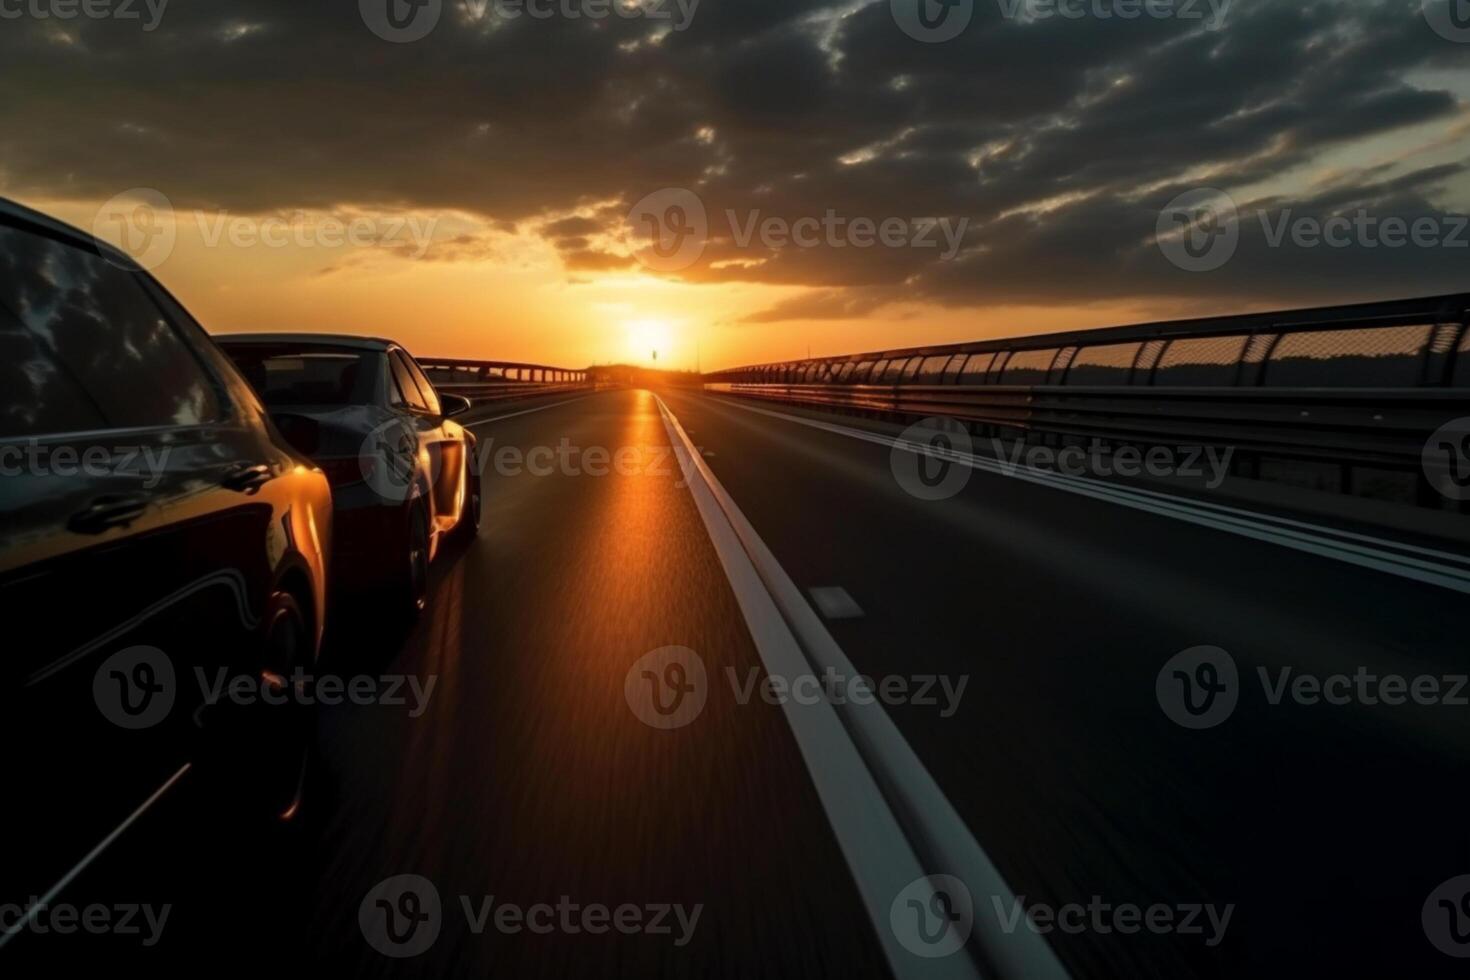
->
0;198;335;931
216;334;481;618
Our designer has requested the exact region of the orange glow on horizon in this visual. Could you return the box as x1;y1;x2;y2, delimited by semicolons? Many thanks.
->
36;195;1179;373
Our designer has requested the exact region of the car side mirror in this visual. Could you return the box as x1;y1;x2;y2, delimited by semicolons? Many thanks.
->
441;393;473;418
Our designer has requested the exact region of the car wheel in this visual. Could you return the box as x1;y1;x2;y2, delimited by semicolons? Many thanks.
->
199;588;313;824
399;504;430;618
459;457;482;539
257;590;312;821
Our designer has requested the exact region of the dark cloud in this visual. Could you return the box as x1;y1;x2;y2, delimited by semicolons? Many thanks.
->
0;0;1464;321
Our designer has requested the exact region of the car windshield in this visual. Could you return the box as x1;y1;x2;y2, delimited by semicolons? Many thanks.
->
222;344;374;407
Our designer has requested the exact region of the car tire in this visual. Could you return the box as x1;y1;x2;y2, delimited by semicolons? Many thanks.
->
199;588;313;825
459;457;482;539
397;503;430;620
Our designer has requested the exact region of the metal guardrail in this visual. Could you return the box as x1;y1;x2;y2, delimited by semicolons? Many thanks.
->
705;294;1470;504
419;358;593;405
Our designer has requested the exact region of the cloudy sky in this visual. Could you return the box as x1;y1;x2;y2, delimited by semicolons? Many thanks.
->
3;0;1468;369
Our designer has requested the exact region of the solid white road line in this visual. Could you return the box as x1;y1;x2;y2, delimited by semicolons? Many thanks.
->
714;397;1470;595
654;394;1068;980
0;763;192;951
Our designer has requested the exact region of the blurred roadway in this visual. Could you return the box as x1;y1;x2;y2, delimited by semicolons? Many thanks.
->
16;387;1470;978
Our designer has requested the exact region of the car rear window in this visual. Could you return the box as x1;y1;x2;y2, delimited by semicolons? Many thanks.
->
222;344;375;407
0;223;224;437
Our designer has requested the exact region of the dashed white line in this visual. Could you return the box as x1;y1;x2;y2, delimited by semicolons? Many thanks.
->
809;586;865;620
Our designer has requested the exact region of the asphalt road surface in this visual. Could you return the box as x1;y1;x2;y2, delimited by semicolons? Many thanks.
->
13;387;1470;978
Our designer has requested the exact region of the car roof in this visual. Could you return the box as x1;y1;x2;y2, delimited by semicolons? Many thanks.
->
213;333;398;352
0;195;139;269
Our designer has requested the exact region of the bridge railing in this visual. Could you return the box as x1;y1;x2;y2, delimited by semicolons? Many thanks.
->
704;293;1470;508
419;358;593;405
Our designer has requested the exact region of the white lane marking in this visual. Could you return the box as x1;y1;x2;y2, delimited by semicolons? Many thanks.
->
0;764;192;951
654;394;1067;980
713;397;1470;595
464;394;592;428
809;586;865;620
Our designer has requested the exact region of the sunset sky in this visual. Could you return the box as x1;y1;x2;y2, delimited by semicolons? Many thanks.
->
4;0;1469;371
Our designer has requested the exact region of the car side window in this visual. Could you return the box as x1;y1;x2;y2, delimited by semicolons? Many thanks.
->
388;350;430;412
399;352;441;416
0;305;109;437
383;353;407;406
0;223;222;437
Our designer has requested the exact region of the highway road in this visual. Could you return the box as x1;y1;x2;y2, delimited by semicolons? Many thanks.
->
14;387;1470;977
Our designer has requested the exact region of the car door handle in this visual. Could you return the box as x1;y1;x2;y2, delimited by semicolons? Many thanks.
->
220;463;272;493
67;493;150;534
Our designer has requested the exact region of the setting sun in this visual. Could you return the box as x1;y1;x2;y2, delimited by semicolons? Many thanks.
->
624;318;677;366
